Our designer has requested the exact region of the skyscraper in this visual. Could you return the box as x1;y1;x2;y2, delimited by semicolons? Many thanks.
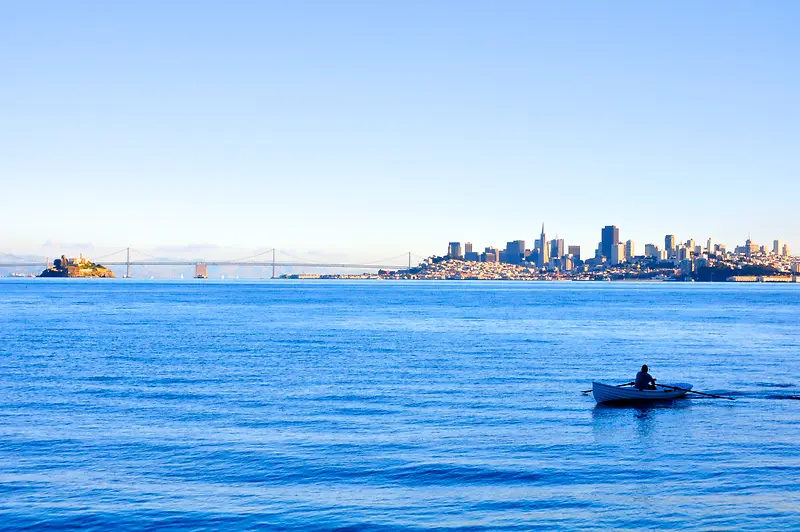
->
610;243;625;265
464;242;473;254
625;240;635;260
537;224;549;268
665;235;676;257
773;240;783;255
567;245;581;261
503;240;525;264
601;225;620;259
551;239;564;261
448;242;462;259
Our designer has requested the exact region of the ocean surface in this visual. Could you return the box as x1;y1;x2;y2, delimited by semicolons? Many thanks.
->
1;280;799;530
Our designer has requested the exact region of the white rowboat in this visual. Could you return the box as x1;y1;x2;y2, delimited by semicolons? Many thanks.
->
592;381;693;403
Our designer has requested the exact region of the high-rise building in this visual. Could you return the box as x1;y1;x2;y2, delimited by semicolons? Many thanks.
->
706;238;714;254
644;244;659;258
502;240;525;264
551;239;564;261
625;240;635;260
537;224;549;268
448;242;462;259
686;239;695;251
773;240;783;255
601;225;620;259
464;242;479;261
482;247;499;262
665;235;676;257
567;245;581;261
745;238;758;257
783;244;791;257
610;243;625;265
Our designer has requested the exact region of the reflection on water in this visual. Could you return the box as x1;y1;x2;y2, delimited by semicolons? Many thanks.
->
591;399;693;441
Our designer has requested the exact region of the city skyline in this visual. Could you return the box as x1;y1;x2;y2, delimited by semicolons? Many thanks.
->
2;2;799;254
1;221;797;267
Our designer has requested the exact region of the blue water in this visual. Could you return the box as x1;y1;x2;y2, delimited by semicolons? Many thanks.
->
1;280;799;530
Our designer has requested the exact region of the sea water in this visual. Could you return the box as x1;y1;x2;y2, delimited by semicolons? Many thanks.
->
1;280;799;530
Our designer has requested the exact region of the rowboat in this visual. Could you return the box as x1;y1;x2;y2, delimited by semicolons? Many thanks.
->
592;381;693;403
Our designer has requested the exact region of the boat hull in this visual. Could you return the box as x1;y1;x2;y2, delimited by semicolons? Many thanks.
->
592;381;692;403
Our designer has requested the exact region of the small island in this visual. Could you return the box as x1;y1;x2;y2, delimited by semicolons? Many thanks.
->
39;255;115;278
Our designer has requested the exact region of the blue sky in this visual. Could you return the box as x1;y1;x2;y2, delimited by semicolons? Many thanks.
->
2;1;798;259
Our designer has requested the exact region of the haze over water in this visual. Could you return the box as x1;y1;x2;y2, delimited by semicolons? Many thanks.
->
1;280;799;530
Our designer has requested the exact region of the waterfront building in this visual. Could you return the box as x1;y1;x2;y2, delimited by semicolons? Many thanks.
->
538;224;549;268
625;240;635;261
567;245;581;261
610;243;625;265
601;225;620;259
448;242;462;259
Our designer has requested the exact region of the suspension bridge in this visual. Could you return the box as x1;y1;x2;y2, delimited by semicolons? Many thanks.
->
0;248;427;278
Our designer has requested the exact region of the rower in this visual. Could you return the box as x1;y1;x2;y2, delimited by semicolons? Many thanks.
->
635;364;657;390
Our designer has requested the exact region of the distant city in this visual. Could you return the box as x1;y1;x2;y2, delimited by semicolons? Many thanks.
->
384;224;799;282
2;224;799;282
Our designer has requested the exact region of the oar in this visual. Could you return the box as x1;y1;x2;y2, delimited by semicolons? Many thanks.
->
582;381;634;394
656;383;735;400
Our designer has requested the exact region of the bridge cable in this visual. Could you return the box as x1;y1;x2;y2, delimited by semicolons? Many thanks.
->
229;248;275;263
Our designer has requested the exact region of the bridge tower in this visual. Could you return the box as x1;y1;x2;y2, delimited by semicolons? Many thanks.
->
272;248;276;279
126;247;131;278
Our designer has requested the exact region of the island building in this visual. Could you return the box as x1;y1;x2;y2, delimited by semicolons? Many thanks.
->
39;254;114;278
601;225;620;260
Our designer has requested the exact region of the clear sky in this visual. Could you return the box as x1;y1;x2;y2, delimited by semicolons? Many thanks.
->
2;1;798;260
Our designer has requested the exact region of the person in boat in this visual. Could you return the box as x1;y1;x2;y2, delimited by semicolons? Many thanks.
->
635;364;657;390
